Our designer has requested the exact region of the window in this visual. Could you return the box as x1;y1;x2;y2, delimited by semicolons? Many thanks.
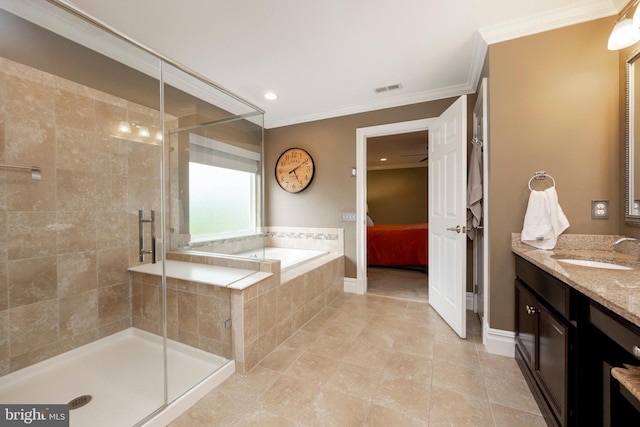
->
187;134;260;241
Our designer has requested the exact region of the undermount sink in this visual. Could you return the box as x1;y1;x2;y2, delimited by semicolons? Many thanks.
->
556;259;635;270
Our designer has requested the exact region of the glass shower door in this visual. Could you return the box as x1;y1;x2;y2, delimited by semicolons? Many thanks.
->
0;1;167;425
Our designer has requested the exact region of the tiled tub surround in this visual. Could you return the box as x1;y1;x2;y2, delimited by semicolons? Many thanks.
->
131;244;345;374
172;226;343;258
264;226;343;253
232;252;344;374
511;233;640;328
0;57;177;375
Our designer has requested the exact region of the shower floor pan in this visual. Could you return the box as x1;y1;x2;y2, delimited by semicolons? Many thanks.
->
0;328;231;427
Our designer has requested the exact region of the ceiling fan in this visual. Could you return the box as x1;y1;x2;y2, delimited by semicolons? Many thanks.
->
399;145;428;162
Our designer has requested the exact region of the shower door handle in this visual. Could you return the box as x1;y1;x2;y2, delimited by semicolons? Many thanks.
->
138;209;157;264
150;210;156;264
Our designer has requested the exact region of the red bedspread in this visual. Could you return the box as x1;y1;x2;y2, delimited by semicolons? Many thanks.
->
367;223;428;267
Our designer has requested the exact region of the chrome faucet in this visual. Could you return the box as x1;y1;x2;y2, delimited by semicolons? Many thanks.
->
613;237;640;246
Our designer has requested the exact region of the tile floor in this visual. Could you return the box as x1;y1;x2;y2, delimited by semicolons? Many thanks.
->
169;293;545;426
366;267;428;302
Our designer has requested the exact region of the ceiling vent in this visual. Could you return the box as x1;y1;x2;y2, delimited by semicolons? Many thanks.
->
374;83;403;94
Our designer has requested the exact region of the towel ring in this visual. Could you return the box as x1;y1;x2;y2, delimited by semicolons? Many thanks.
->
528;172;555;191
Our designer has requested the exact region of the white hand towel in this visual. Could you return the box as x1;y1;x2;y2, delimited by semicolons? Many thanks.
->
521;187;569;250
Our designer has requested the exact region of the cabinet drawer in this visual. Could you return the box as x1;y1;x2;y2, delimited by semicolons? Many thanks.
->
589;302;640;360
516;256;571;320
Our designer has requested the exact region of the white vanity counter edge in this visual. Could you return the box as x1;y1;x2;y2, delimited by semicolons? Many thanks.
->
128;260;271;290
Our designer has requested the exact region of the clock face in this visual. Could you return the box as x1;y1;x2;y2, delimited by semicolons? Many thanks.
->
275;148;315;193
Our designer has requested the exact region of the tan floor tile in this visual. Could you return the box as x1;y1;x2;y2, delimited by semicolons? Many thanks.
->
324;361;383;402
341;340;392;371
491;402;547;427
363;404;429;427
169;390;250;427
306;332;354;359
215;365;281;402
432;360;488;399
372;376;431;420
233;408;299;427
285;352;337;385
392;330;435;357
429;386;494;427
355;327;396;349
405;300;430;312
477;351;526;381
366;312;408;330
322;318;366;339
259;345;303;372
281;329;317;350
484;375;542;415
257;374;321;420
402;309;435;325
300;314;330;334
433;339;480;370
300;389;371;427
170;280;542;427
383;352;433;383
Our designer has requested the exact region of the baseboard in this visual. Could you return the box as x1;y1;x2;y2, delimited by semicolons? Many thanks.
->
483;324;515;357
343;277;364;294
466;292;474;310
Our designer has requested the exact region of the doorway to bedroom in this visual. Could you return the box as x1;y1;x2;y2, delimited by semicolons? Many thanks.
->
365;131;429;302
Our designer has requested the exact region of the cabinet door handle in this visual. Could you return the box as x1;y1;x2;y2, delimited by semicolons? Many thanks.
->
526;305;539;315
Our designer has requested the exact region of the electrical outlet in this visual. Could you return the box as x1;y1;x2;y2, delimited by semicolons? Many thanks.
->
341;212;357;222
591;200;609;219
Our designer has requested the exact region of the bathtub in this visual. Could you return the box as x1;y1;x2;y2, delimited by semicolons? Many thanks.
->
235;247;328;271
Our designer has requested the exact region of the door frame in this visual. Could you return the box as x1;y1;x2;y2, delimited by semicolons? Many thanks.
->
355;118;434;294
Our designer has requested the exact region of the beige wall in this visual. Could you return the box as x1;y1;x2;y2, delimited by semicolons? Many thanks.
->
265;100;456;277
367;167;427;224
488;17;619;331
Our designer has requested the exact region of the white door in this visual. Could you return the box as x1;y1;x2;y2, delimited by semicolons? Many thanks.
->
428;96;467;338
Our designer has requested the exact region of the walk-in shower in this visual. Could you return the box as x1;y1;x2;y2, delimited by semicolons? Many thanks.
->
0;1;264;425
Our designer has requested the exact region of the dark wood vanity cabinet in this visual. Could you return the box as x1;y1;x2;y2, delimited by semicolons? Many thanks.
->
515;256;576;427
515;254;640;426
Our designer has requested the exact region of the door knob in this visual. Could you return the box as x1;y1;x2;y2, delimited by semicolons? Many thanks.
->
526;305;539;315
446;225;462;233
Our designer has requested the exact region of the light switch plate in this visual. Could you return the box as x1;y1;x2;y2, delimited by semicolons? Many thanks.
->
341;212;357;222
591;200;609;219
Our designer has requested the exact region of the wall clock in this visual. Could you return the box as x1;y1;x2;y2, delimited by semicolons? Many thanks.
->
275;148;315;193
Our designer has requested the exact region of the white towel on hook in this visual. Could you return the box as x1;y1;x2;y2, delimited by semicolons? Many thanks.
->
521;186;570;250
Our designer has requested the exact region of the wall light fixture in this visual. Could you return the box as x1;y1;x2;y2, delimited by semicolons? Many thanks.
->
608;0;640;50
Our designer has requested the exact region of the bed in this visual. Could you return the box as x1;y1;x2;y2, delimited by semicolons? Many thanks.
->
366;223;428;268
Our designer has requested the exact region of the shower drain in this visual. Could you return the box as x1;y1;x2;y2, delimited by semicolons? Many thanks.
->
68;395;92;410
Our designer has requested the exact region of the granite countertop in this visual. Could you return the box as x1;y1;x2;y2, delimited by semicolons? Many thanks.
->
512;234;640;328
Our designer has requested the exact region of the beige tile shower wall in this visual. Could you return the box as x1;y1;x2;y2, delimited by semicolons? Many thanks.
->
129;272;232;359
232;254;344;374
0;57;173;375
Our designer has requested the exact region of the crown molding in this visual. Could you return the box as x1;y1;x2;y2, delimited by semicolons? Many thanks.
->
479;0;617;44
265;82;475;129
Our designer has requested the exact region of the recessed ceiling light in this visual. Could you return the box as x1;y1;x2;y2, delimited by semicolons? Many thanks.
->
264;92;278;100
380;158;387;162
